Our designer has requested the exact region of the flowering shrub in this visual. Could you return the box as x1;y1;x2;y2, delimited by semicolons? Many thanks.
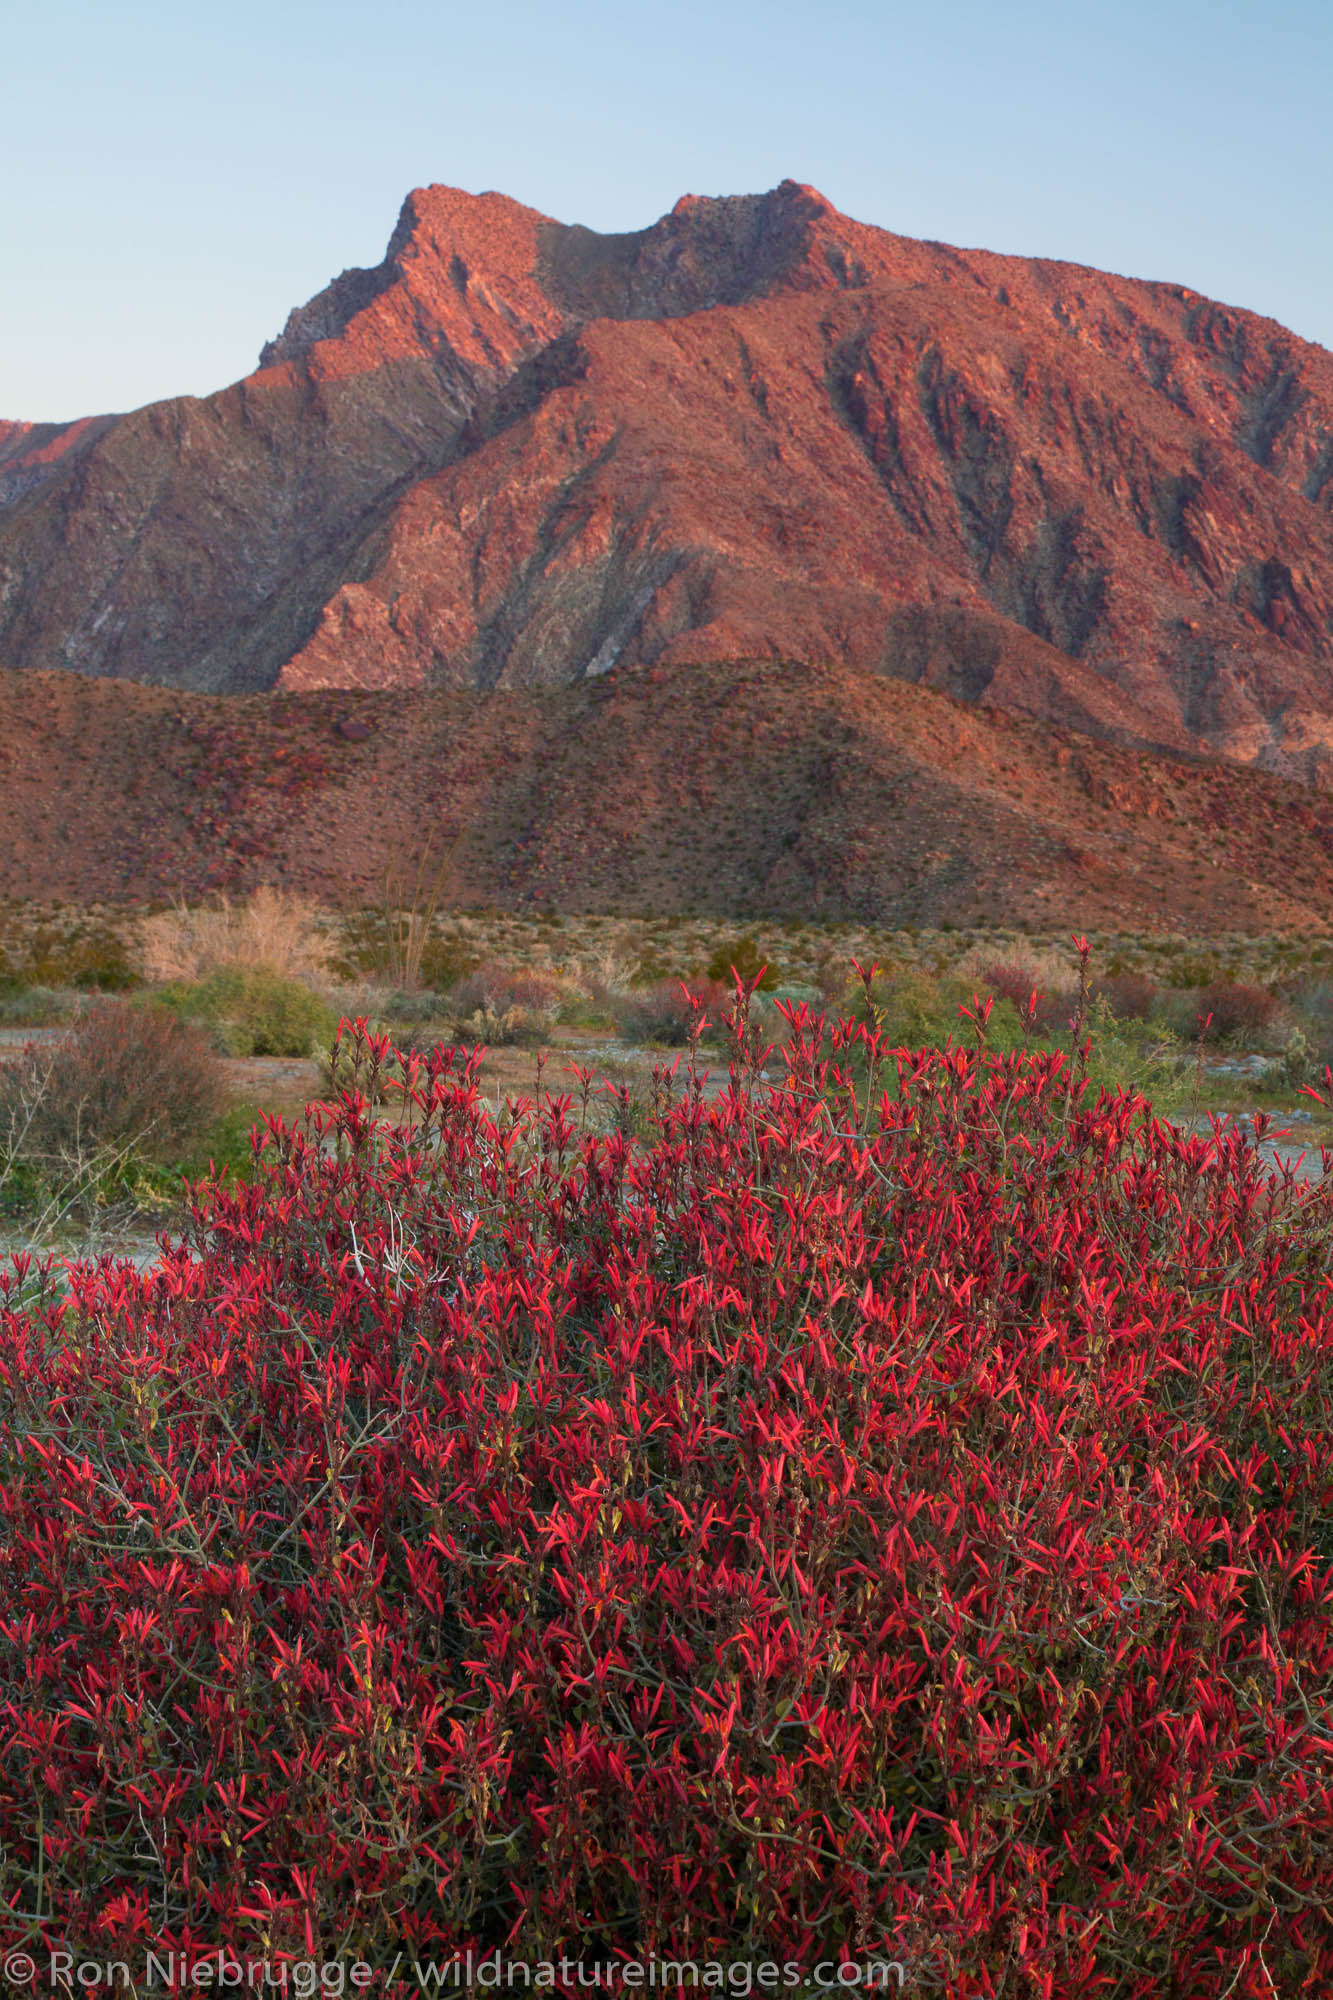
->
0;998;1332;1989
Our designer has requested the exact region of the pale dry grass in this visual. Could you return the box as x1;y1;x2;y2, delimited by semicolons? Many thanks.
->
134;887;333;985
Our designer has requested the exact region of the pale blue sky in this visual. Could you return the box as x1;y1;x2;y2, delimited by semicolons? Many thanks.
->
4;0;1329;421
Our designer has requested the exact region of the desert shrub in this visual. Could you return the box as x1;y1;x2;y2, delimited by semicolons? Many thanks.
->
448;961;562;1025
812;952;848;1003
1279;1026;1316;1090
337;918;477;992
618;981;694;1046
618;978;727;1046
842;968;939;1042
704;933;781;992
629;941;677;988
843;968;1032;1050
1092;970;1161;1021
1162;951;1222;991
1291;976;1333;1025
1287;978;1333;1068
0;985;73;1026
416;933;479;990
161;966;339;1057
356;988;449;1026
452;1004;549;1048
975;960;1088;1038
2;926;138;991
449;961;559;1014
21;928;139;990
978;958;1042;1014
0;1019;1331;1979
555;985;620;1030
0;999;227;1176
1190;979;1279;1044
135;887;333;985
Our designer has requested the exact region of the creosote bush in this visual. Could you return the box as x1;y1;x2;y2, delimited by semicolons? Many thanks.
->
704;934;781;992
9;927;139;991
159;965;339;1057
0;1001;1331;1984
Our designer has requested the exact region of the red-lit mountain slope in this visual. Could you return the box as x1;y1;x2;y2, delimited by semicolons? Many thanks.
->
1;182;1331;781
3;660;1333;931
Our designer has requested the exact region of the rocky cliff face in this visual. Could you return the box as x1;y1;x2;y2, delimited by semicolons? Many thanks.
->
2;181;1332;777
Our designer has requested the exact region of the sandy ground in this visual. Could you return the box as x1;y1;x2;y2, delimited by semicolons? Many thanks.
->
222;1026;739;1126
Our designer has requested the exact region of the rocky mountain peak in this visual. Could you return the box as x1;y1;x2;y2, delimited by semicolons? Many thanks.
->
2;180;1332;790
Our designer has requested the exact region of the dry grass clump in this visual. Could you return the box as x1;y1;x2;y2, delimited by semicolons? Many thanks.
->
134;887;333;985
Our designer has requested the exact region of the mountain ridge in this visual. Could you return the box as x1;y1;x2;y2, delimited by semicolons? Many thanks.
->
1;181;1332;784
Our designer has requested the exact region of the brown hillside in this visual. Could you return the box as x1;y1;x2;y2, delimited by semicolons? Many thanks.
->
1;183;1331;783
1;662;1330;931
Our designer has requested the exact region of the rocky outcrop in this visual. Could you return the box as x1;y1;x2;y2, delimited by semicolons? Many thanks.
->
2;181;1332;780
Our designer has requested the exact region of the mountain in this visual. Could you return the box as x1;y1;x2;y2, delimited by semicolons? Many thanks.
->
4;659;1333;932
2;182;1332;786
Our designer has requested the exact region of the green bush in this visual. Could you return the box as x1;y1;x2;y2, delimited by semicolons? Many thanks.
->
11;927;139;991
333;916;477;992
158;966;339;1058
1162;953;1221;991
704;935;781;992
0;985;72;1026
843;969;976;1049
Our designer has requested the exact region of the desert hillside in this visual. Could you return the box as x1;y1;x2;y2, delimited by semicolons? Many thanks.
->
3;660;1332;931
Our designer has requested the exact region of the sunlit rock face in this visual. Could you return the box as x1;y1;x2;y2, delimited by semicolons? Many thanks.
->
2;179;1332;780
